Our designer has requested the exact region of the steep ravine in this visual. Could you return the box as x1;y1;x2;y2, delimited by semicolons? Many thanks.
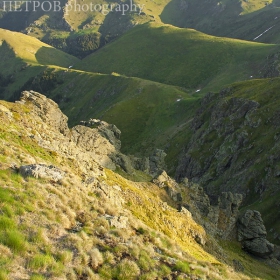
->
175;79;280;246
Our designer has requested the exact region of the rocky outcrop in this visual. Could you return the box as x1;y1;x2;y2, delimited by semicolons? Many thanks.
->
107;215;128;229
80;118;121;150
154;171;243;239
237;210;274;258
19;91;69;136
153;170;182;202
19;164;65;182
70;125;118;170
149;149;167;176
184;182;243;239
173;87;280;244
78;119;166;175
176;92;261;194
17;91;167;178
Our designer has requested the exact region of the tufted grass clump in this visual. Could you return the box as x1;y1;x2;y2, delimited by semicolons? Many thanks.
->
89;248;104;270
56;250;73;265
139;271;158;280
28;254;55;270
0;229;27;254
114;259;140;280
158;264;171;277
30;274;46;280
137;250;154;271
174;261;191;274
98;264;113;279
0;270;9;280
0;216;15;231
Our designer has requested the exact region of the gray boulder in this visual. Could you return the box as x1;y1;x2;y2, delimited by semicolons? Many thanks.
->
19;164;64;182
237;210;274;257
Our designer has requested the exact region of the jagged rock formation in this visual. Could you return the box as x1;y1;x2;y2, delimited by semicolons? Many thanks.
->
161;174;279;260
182;182;243;239
19;91;70;136
80;118;121;150
175;91;261;195
156;171;278;259
18;91;163;175
237;210;274;258
154;171;243;240
174;87;280;245
149;149;167;176
79;118;166;175
153;170;182;202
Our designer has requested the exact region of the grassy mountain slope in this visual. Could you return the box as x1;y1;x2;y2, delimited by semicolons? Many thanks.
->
0;28;79;98
0;92;268;280
160;0;280;44
76;22;279;91
1;0;278;46
0;28;79;66
0;0;157;57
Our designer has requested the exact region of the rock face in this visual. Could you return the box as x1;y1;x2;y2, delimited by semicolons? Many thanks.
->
17;91;166;177
80;118;121;150
153;171;182;203
19;164;65;182
237;210;274;257
154;172;243;239
70;125;118;170
149;149;167;176
173;87;280;243
20;91;69;135
175;91;261;196
184;182;243;239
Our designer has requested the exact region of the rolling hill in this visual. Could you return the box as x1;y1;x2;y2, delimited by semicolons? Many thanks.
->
0;28;79;98
160;0;280;44
76;22;280;91
0;2;280;277
0;28;79;66
2;0;280;57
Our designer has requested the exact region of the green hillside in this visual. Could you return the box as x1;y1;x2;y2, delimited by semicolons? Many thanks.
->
160;0;280;43
0;28;79;98
0;28;79;66
76;22;279;91
1;0;278;47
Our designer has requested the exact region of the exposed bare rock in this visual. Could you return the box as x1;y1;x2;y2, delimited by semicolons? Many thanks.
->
0;104;12;120
80;118;121;150
19;164;64;182
149;149;167;176
153;170;243;239
70;125;117;170
153;170;182;202
20;91;69;136
175;92;261;196
109;216;128;229
237;210;274;258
